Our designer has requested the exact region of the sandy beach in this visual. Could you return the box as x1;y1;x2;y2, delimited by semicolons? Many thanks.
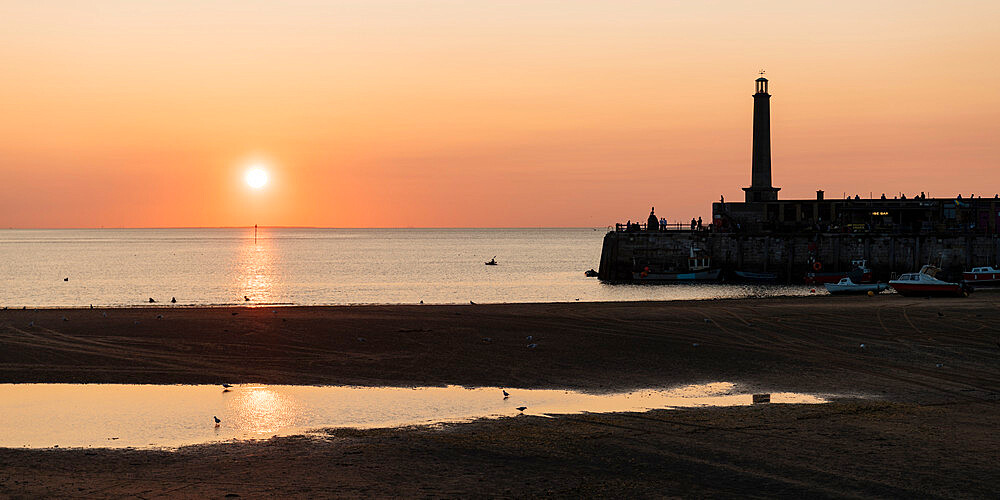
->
2;295;999;498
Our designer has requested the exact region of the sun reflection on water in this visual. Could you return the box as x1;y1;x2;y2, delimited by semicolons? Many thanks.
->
234;228;279;303
229;386;296;435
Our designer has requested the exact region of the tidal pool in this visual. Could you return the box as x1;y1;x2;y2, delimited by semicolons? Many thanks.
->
0;382;826;449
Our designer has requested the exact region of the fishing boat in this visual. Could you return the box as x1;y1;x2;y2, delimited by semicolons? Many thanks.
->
824;277;888;295
889;265;970;297
962;266;1000;287
632;248;721;281
805;259;873;285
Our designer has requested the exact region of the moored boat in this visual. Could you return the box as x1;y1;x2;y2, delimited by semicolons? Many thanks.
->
824;277;887;295
962;266;1000;287
633;247;721;282
889;265;970;297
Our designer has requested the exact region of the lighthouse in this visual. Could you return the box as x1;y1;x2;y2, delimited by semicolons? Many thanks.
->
742;73;780;202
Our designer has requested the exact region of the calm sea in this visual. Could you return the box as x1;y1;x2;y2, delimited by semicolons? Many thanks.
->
0;228;810;307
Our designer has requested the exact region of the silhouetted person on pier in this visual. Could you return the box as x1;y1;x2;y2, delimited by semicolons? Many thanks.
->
690;218;697;231
647;208;658;231
697;217;703;230
880;193;886;199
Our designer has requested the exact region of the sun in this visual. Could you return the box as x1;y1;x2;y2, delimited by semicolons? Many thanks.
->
245;167;269;189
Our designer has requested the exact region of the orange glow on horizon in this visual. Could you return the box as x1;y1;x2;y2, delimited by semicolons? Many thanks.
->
0;1;998;228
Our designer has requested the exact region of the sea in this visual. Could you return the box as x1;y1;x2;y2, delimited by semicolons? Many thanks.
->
0;228;811;307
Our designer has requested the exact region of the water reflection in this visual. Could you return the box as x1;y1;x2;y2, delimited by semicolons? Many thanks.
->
0;383;829;449
234;227;278;303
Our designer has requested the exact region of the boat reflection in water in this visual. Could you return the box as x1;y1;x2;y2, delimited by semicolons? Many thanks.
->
0;383;828;449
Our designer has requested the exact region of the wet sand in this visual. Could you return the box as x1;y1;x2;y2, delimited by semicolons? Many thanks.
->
1;295;999;497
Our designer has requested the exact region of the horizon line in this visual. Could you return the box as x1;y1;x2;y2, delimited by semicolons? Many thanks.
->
0;226;610;231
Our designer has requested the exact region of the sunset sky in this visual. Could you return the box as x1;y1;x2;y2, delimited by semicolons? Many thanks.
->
1;1;998;228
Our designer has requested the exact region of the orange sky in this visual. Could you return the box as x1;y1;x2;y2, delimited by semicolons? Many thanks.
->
1;1;998;228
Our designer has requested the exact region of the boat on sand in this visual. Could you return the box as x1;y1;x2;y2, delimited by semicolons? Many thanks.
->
889;265;970;297
824;277;887;295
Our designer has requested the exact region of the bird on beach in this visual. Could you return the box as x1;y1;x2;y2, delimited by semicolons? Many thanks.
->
502;389;510;399
148;297;155;303
213;416;221;426
527;343;537;348
171;297;176;303
64;277;68;282
469;300;476;305
244;296;250;301
222;383;233;388
516;406;527;412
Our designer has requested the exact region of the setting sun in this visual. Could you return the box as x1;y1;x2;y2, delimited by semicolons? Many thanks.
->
245;167;269;189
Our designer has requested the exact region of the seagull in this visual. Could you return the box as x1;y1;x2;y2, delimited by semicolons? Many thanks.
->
502;389;510;399
222;383;233;388
527;343;538;348
171;297;176;303
213;416;221;426
244;296;250;301
64;277;68;282
148;297;155;303
469;300;476;305
516;406;527;412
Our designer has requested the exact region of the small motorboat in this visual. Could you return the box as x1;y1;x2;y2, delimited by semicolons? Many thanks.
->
485;256;498;266
824;277;887;295
584;269;599;277
889;265;971;297
962;266;1000;287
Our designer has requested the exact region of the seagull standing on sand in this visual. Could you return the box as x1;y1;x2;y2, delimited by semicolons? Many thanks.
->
502;389;510;399
516;406;527;412
213;416;221;426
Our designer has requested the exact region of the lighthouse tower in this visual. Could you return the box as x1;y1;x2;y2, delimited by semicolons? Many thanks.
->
742;73;780;202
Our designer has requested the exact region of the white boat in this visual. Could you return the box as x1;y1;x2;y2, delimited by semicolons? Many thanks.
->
889;265;970;297
824;277;887;295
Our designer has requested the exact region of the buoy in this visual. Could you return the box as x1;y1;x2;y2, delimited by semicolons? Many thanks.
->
812;261;823;271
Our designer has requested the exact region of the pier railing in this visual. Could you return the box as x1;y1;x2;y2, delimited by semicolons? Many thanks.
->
615;222;703;232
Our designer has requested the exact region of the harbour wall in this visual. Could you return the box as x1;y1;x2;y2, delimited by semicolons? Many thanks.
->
597;231;1000;282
